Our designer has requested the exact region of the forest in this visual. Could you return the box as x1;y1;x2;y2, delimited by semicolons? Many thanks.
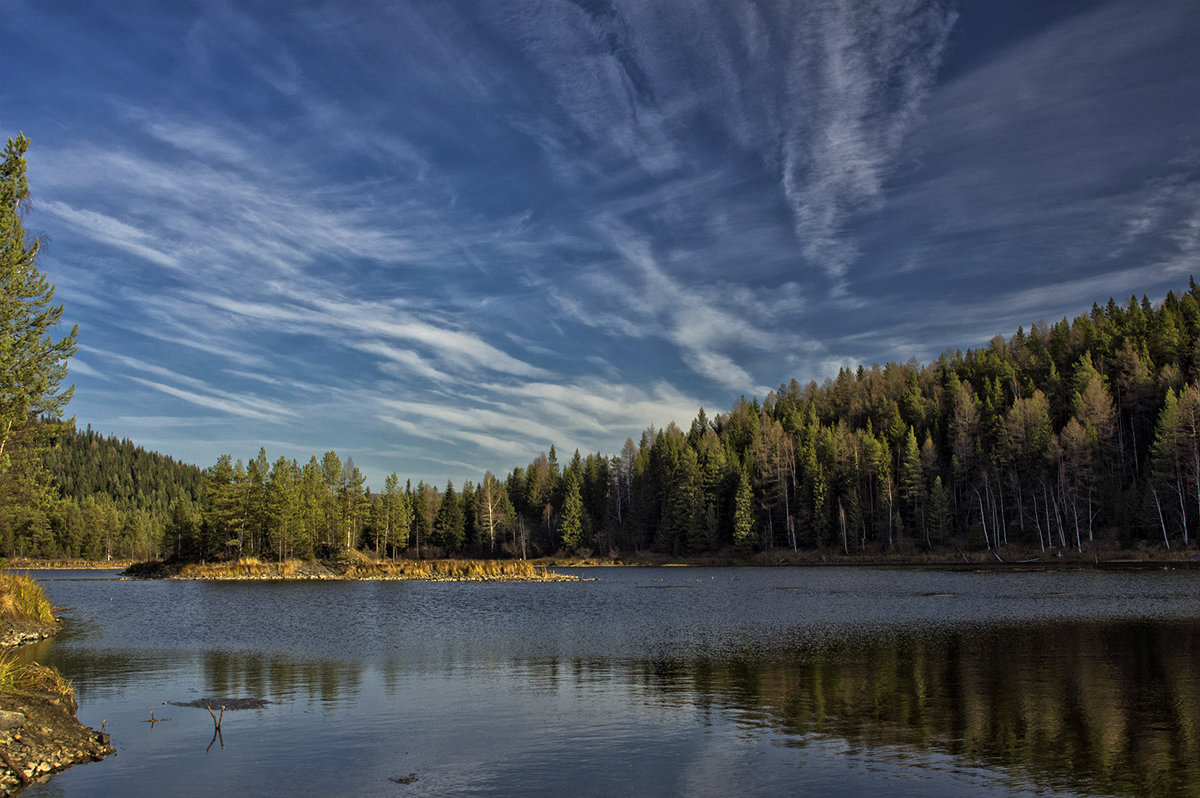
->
6;283;1200;563
0;426;203;560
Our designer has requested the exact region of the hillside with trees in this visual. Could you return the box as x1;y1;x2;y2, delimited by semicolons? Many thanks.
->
27;426;203;560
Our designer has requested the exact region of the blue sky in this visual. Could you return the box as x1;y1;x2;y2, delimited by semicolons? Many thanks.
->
3;0;1200;489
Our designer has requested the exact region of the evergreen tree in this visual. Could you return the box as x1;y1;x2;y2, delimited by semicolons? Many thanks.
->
433;481;464;552
164;496;199;561
558;470;586;552
900;427;926;546
0;134;77;556
732;468;756;552
0;133;77;475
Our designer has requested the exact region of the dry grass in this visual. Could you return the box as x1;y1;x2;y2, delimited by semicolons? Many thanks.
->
177;558;299;579
0;572;57;626
0;652;74;698
4;558;137;570
171;556;571;581
345;558;555;581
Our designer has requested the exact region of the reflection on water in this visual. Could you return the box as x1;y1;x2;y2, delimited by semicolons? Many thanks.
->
629;622;1200;798
18;567;1200;797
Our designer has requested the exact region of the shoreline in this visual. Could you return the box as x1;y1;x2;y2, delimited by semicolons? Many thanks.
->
0;619;113;795
10;545;1200;581
539;541;1200;570
4;559;135;571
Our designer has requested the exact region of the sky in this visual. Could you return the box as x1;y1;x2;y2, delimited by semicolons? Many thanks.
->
3;1;1200;490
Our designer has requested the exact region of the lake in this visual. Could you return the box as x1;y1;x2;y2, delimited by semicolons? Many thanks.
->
15;566;1200;797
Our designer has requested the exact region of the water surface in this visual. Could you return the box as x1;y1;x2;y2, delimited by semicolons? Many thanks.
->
18;566;1200;796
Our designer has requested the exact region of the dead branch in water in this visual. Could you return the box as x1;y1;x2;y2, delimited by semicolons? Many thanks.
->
206;704;225;752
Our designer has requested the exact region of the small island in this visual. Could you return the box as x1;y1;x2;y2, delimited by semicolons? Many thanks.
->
0;571;112;795
123;551;577;582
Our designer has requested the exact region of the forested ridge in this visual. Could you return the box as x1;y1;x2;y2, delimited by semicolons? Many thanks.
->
0;426;202;559
7;284;1200;562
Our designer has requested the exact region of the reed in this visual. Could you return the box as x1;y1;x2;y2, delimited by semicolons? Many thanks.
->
0;571;57;626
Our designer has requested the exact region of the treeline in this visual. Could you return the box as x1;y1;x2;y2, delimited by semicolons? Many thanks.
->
178;282;1200;563
8;284;1200;562
0;425;203;559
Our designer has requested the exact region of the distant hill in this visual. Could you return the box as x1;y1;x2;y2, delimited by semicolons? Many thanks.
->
0;425;204;560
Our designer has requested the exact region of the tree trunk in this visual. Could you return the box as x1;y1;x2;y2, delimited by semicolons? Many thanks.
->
1154;487;1171;550
976;489;991;550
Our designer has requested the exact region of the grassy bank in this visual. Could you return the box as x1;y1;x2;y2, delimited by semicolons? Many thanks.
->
0;571;113;791
342;557;560;581
0;571;68;698
0;653;72;699
0;571;56;628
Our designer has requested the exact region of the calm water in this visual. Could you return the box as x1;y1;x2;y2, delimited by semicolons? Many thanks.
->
15;566;1200;797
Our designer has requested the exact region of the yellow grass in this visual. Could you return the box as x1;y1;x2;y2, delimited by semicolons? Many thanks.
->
4;558;138;570
344;558;553;581
0;652;74;698
174;556;566;581
0;571;57;626
178;558;299;579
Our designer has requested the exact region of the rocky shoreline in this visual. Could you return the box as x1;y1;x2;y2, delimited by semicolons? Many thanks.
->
0;620;55;651
0;620;113;796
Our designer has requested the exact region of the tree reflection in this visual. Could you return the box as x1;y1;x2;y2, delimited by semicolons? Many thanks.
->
36;617;1200;796
616;621;1200;798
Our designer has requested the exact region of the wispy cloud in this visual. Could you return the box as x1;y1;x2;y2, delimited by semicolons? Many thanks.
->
84;347;298;422
774;2;956;288
39;200;181;270
491;0;955;290
128;377;294;422
190;289;547;381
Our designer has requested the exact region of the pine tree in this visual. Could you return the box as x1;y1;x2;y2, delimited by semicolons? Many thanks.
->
0;133;77;475
0;134;77;557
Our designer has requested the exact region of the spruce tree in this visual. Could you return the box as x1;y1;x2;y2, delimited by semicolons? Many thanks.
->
434;481;464;552
558;471;585;552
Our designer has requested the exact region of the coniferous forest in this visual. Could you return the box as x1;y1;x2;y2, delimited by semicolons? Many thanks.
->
5;283;1200;562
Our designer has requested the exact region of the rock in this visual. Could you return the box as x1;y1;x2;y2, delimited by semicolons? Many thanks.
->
0;710;26;731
